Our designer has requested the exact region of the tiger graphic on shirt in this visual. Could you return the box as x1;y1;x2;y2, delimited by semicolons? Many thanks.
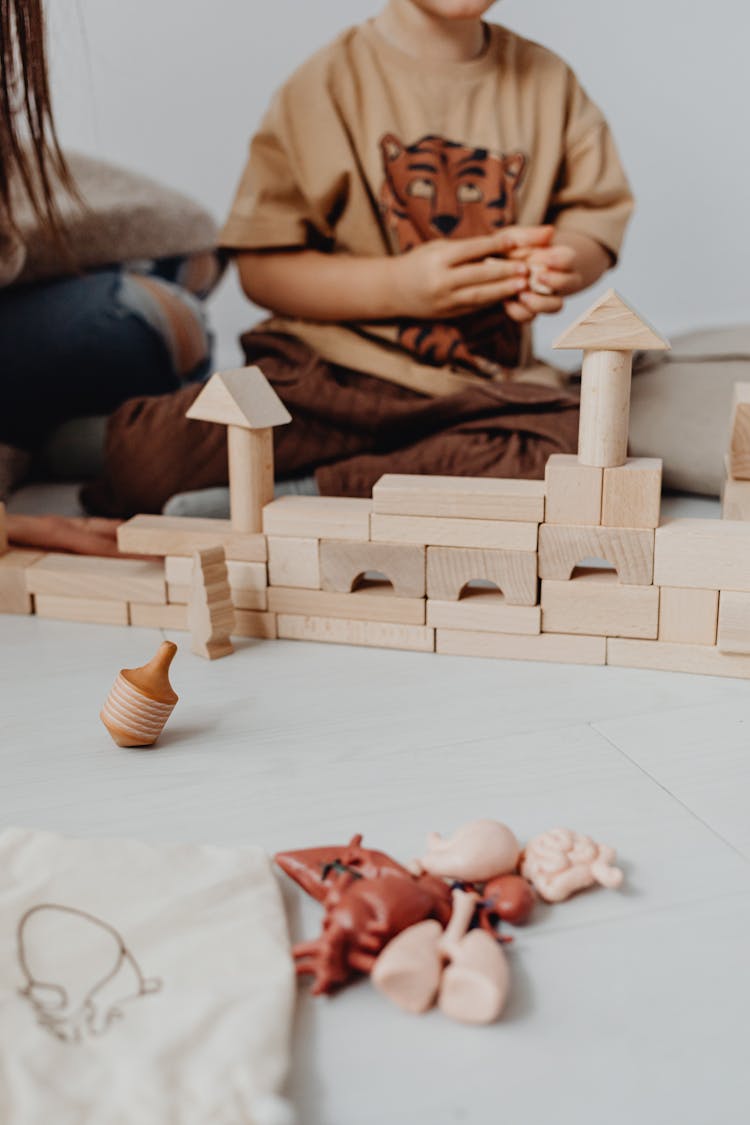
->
378;133;527;377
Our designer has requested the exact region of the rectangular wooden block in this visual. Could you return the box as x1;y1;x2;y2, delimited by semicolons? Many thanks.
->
233;610;278;639
320;540;425;599
35;594;129;625
371;514;538;552
658;587;718;645
728;383;750;479
721;475;750;521
117;516;267;562
167;583;267;611
717;591;750;654
267;537;320;589
426;546;538;605
436;629;606;666
544;455;602;526
26;553;166;604
538;524;654;586
129;602;189;630
262;496;371;540
601;457;662;529
0;549;44;614
277;614;435;653
268;585;425;625
607;637;750;680
541;569;659;639
372;474;545;522
427;594;540;635
654;519;750;592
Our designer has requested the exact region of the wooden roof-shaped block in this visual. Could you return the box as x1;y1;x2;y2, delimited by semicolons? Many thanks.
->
186;367;292;429
554;289;670;352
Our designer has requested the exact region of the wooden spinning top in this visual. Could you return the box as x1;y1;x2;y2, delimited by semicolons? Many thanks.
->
100;641;179;748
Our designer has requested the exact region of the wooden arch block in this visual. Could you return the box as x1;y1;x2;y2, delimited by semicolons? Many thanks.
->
426;547;538;605
538;524;654;586
319;541;425;599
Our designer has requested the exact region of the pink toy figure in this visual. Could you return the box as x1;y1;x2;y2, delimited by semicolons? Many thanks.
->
415;819;520;883
520;828;624;903
437;888;510;1025
371;919;444;1014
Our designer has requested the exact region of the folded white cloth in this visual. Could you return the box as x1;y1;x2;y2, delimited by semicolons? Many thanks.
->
0;827;295;1125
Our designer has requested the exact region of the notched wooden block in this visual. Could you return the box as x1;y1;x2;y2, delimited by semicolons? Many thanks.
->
544;455;603;526
426;546;538;606
320;540;425;599
601;458;662;529
538;524;654;586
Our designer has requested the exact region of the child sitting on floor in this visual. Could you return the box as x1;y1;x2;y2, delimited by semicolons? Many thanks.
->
84;0;634;522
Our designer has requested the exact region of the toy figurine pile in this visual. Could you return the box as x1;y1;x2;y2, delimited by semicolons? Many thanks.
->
275;819;623;1026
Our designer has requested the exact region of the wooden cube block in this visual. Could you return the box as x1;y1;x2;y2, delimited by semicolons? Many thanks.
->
0;549;43;614
607;638;750;680
658;587;718;645
277;614;435;653
35;594;129;625
118;515;267;562
538;524;654;586
268;586;425;625
544;455;602;526
26;553;166;604
320;540;425;599
601;457;662;529
654;519;750;591
436;629;606;666
426;546;538;606
541;570;659;639
267;537;320;589
262;496;371;540
129;602;189;631
728;383;750;479
372;474;545;522
0;501;7;555
721;476;750;521
427;594;540;635
717;591;750;654
233;610;278;639
371;514;538;552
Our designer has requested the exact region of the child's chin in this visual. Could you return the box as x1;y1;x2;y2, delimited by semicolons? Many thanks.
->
416;0;497;20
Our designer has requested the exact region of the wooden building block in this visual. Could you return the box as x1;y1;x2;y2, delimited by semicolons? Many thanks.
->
26;553;166;604
658;587;718;646
320;540;425;599
721;475;750;521
0;549;43;614
371;514;538;552
601;458;662;529
717;591;750;654
426;547;538;606
117;515;267;562
277;614;435;653
372;474;545;522
538;524;654;586
268;585;425;625
165;556;267;609
607;638;750;680
427;594;540;635
654;519;750;592
35;594;130;625
166;583;266;611
728;383;750;480
129;602;189;631
554;289;670;353
436;629;606;666
0;501;7;555
262;496;371;540
541;570;659;639
544;455;603;526
267;537;320;589
233;610;278;639
188;547;234;659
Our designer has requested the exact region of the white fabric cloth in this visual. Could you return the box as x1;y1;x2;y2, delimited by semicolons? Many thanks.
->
0;827;295;1125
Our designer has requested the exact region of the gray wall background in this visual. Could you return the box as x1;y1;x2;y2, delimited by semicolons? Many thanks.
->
49;1;749;366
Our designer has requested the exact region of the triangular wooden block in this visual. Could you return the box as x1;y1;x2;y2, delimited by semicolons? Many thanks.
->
554;289;670;352
186;367;292;430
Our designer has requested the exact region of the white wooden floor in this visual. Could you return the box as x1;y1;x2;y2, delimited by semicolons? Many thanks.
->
2;594;750;1123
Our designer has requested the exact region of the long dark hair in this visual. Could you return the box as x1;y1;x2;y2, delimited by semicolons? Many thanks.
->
0;0;76;241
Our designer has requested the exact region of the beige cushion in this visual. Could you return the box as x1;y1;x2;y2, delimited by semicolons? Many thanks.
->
629;325;750;496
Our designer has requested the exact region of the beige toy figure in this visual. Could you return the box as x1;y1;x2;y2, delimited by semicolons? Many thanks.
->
415;819;520;882
100;641;179;748
520;827;624;902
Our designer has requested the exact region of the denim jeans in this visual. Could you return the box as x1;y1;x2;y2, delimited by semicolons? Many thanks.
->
0;267;211;450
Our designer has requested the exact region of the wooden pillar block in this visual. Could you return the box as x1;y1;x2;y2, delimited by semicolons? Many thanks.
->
267;537;321;589
577;350;632;468
728;383;750;480
717;591;750;654
601;458;662;529
658;587;718;646
320;540;425;599
228;425;273;534
426;547;538;606
538;524;654;586
541;570;659;639
544;455;603;526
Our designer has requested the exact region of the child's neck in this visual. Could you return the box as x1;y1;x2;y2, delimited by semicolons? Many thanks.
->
374;2;487;64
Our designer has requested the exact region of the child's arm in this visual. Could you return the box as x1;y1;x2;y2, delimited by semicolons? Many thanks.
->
505;230;611;323
237;226;553;323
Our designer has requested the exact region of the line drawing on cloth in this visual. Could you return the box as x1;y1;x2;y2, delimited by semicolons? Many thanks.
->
16;904;162;1042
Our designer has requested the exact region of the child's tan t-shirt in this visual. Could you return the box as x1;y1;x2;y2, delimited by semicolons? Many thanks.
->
220;21;634;395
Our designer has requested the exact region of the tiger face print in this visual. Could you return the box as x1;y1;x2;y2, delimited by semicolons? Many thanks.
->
379;133;526;251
